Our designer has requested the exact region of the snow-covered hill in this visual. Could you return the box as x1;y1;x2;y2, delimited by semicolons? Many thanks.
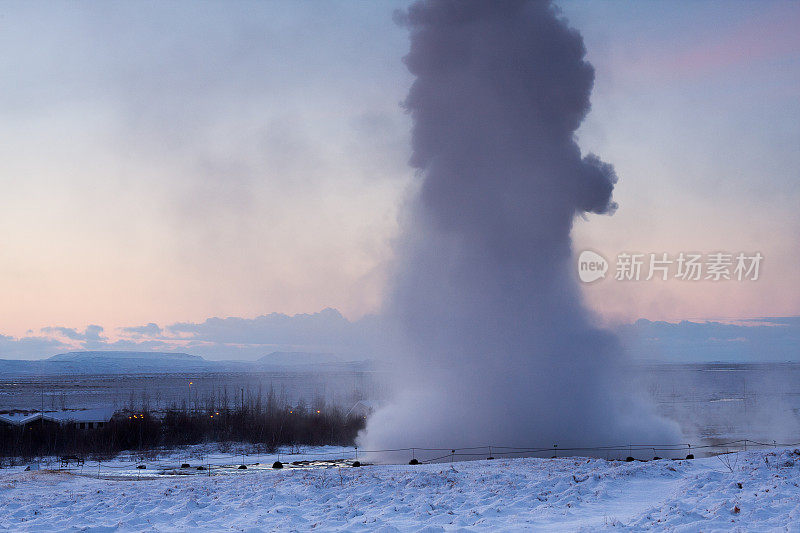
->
47;351;204;363
258;351;344;366
0;448;798;531
0;350;371;376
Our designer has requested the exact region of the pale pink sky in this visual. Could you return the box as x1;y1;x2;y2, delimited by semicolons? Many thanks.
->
0;1;798;340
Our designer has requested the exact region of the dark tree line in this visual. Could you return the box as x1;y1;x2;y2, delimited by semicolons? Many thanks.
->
0;396;365;462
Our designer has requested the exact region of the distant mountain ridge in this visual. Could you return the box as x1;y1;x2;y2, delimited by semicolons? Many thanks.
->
48;351;204;362
0;350;372;376
257;351;344;366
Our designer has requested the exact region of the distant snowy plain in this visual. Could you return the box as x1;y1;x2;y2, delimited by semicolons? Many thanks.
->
1;447;799;531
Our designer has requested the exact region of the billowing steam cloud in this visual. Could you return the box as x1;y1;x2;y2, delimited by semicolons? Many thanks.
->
360;0;679;451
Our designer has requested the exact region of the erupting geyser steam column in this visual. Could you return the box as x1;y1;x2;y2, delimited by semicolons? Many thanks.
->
361;0;679;451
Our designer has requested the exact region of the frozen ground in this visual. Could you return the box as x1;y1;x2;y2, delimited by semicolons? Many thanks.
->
1;448;799;532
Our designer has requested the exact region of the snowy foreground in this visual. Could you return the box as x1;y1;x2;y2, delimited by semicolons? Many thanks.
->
1;448;799;532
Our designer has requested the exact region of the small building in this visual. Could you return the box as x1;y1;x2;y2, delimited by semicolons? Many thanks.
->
0;412;43;427
346;400;375;419
44;408;115;429
0;408;115;430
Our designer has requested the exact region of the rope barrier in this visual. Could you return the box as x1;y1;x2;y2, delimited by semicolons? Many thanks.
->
19;437;800;476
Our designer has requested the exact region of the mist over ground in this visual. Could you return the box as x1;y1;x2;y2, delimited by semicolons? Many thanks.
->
360;0;680;452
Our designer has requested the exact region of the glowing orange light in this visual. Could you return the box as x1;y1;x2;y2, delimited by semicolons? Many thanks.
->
316;410;321;414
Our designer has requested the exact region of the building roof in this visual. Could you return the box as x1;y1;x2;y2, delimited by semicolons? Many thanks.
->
0;412;42;426
346;400;376;417
0;408;115;426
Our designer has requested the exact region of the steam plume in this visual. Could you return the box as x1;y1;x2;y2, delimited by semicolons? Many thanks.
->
361;0;679;451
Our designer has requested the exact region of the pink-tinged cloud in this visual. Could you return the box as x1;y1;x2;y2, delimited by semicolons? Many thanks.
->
627;4;800;82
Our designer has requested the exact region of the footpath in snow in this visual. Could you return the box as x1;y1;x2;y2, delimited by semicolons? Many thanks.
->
1;448;799;531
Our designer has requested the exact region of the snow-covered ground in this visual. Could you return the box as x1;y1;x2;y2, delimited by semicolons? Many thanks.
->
1;448;799;532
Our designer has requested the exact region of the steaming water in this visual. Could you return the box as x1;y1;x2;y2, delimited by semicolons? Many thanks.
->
0;371;379;414
360;0;678;450
638;363;800;443
1;364;798;445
